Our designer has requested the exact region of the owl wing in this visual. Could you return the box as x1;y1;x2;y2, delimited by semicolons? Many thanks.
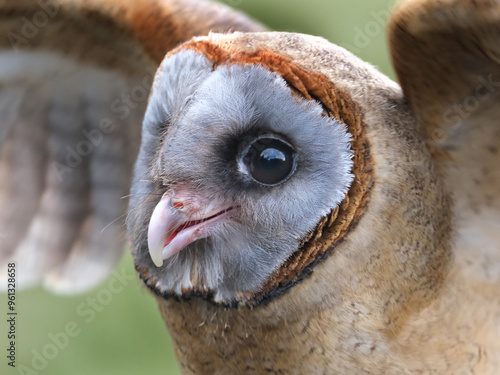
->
389;0;500;282
0;0;264;293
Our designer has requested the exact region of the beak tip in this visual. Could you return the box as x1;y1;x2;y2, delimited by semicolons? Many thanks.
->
152;257;164;268
148;239;166;268
148;194;173;268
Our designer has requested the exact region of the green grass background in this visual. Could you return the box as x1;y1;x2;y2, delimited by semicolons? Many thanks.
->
1;1;396;374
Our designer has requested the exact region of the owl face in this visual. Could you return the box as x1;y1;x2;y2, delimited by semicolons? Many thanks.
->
128;50;353;304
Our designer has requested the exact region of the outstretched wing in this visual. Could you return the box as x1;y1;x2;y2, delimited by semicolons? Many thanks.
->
389;0;500;282
0;0;264;293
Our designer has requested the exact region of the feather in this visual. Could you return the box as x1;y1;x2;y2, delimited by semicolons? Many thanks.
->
389;0;500;285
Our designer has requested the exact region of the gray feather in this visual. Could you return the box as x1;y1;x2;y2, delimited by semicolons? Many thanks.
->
128;50;354;302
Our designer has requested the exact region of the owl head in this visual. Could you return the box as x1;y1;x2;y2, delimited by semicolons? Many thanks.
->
128;32;451;309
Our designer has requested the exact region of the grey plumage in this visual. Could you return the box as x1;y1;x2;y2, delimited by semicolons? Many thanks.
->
128;50;353;303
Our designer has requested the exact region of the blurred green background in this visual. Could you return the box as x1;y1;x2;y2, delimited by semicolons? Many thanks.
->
1;1;396;374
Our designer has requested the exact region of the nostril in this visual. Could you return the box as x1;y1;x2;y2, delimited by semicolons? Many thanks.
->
173;201;184;210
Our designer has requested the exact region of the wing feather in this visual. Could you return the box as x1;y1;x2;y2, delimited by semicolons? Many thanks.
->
389;0;500;282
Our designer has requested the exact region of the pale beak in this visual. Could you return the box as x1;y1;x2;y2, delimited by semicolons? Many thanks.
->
147;191;235;267
147;192;186;267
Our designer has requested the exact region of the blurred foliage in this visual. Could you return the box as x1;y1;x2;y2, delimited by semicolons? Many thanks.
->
1;1;396;374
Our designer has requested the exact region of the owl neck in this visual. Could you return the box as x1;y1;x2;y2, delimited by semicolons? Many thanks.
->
158;297;356;374
157;269;499;375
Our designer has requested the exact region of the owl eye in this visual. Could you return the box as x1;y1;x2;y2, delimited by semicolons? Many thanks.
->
241;136;297;186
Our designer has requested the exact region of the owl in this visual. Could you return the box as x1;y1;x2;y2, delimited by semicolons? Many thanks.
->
1;0;499;374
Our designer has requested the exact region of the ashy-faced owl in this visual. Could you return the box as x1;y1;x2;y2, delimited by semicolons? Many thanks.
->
1;0;499;374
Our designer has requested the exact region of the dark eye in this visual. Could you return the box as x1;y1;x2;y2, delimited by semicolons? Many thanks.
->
241;136;297;186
